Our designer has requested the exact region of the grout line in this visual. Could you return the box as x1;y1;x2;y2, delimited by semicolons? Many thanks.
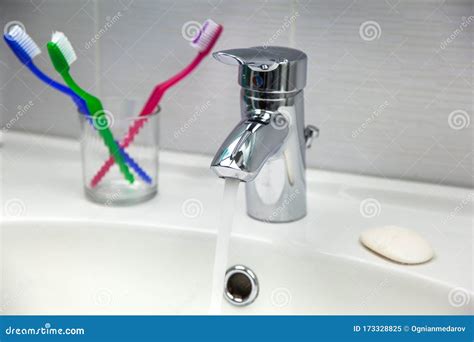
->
94;0;101;98
289;0;297;47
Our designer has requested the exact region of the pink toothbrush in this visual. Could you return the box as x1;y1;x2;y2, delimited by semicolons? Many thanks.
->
90;19;223;188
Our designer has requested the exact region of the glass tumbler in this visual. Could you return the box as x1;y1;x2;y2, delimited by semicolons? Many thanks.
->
79;98;159;205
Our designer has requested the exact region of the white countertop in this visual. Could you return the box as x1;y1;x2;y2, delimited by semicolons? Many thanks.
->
1;132;473;292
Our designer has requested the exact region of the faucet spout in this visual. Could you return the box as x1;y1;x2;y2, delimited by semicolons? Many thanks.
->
211;116;289;182
210;46;314;222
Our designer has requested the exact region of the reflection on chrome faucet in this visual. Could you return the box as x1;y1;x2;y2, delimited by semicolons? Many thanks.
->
211;46;318;223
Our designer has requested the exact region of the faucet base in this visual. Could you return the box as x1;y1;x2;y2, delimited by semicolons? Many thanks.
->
247;210;307;223
244;155;308;223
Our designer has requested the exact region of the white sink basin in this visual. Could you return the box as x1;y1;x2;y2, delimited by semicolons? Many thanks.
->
1;133;473;315
2;220;472;315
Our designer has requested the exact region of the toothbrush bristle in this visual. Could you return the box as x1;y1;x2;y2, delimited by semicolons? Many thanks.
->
190;19;222;54
51;31;77;66
8;25;41;59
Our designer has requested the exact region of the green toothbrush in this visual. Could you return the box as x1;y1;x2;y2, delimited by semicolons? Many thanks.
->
47;31;134;184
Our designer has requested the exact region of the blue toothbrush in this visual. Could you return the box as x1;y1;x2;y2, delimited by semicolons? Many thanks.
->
3;25;152;184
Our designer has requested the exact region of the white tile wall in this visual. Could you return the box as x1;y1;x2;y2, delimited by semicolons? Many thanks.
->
1;0;472;187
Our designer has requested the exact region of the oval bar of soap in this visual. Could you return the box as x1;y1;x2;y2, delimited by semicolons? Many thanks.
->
360;226;434;264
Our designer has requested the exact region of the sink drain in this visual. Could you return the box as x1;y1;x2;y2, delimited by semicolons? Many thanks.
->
224;265;259;306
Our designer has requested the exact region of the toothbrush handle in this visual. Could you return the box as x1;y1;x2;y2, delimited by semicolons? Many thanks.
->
90;116;150;187
28;62;89;114
82;108;151;184
119;142;153;184
97;121;135;184
13;39;149;185
90;52;207;188
61;71;135;184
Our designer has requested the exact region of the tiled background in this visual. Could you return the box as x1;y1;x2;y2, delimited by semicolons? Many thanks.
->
0;0;472;187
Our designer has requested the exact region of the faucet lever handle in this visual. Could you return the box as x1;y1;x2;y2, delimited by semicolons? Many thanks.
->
213;49;280;71
213;47;308;92
304;125;319;149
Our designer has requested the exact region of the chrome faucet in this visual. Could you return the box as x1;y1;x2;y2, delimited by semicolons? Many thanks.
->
211;46;318;223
